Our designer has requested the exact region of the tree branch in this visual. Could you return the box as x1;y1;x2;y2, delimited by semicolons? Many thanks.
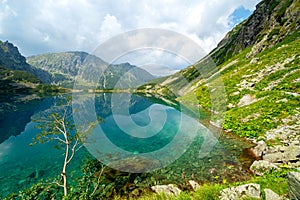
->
91;165;106;196
66;139;78;165
53;136;67;144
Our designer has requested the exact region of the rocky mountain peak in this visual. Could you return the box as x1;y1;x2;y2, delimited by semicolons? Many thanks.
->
211;0;299;64
0;40;30;70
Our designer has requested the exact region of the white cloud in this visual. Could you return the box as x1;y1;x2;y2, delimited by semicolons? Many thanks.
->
0;0;261;75
99;14;123;42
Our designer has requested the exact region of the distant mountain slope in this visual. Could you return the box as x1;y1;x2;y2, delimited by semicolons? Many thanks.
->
27;52;155;89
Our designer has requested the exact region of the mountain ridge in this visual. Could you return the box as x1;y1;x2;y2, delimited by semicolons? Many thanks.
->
27;51;155;89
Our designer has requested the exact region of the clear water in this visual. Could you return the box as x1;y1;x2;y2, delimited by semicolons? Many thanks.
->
0;93;253;197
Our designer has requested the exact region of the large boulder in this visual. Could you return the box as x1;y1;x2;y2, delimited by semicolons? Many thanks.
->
151;184;181;196
250;160;278;175
263;145;300;163
219;183;261;200
264;188;288;200
287;172;300;200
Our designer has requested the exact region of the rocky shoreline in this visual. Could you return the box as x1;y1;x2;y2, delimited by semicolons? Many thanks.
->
150;110;300;199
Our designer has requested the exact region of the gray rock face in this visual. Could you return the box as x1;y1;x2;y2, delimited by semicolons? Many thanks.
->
237;94;257;107
256;110;300;168
219;183;261;200
263;145;300;163
250;160;278;175
264;189;280;200
151;184;181;196
287;172;300;200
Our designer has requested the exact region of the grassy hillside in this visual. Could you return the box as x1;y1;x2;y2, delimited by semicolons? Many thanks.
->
143;0;300;97
180;31;299;138
138;0;300;139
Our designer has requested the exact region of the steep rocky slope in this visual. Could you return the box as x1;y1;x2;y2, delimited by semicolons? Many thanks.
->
140;0;299;132
0;41;50;97
0;40;52;83
147;0;299;96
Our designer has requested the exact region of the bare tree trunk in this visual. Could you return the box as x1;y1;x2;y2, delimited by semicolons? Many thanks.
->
62;141;69;196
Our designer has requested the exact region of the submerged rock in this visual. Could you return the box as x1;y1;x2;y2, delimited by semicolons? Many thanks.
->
108;156;161;173
18;179;27;185
219;183;261;200
151;184;181;196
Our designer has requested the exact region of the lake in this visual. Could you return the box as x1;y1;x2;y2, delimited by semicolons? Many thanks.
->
0;93;254;197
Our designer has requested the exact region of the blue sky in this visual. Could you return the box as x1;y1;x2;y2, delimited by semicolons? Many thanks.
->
0;0;261;76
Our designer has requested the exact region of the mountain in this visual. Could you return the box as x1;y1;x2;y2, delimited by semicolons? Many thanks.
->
139;0;300;140
0;40;52;83
0;41;65;98
27;52;155;89
144;0;299;96
0;41;43;97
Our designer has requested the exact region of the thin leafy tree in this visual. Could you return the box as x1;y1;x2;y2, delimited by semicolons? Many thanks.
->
31;96;81;196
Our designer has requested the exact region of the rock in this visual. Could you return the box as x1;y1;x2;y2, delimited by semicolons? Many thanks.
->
151;184;181;196
250;57;259;64
18;179;27;185
219;183;261;200
276;98;288;103
250;160;278;175
232;91;240;96
252;140;267;158
188;180;200;190
263;145;300;163
264;189;280;200
287;172;300;200
227;103;235;109
238;94;257;107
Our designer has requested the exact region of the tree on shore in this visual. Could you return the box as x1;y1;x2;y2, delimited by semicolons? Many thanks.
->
31;97;81;196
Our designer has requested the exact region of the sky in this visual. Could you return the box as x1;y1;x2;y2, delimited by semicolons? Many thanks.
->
0;0;261;76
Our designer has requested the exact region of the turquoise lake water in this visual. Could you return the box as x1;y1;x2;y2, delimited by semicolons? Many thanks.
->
0;93;253;197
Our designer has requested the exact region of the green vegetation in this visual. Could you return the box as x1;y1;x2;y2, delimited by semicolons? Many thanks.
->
5;162;294;200
2;0;300;199
179;33;300;138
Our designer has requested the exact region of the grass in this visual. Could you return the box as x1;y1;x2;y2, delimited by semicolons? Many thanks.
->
114;169;292;200
179;33;300;138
